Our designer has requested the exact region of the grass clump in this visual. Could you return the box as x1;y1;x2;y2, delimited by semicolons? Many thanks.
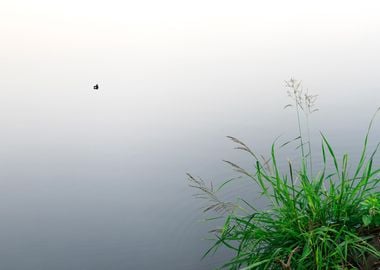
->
188;79;380;269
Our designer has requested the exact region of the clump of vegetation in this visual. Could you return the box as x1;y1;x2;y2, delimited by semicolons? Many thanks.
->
188;79;380;269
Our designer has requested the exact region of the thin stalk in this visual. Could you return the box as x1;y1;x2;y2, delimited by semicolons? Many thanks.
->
295;100;307;173
306;112;313;177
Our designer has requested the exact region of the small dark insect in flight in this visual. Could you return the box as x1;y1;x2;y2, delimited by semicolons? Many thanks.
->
93;84;99;90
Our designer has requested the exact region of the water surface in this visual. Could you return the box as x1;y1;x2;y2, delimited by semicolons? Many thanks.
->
1;1;380;269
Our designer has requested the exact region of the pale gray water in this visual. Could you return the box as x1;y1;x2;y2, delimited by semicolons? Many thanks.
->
1;1;380;269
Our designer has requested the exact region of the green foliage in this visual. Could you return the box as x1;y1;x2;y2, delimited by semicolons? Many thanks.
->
361;195;380;227
188;79;380;269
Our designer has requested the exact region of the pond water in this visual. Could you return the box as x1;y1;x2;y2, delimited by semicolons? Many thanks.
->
1;1;380;269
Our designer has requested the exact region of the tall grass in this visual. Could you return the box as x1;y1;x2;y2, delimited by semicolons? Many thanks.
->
188;79;380;269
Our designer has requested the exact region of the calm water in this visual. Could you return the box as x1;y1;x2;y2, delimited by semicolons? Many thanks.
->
1;1;380;269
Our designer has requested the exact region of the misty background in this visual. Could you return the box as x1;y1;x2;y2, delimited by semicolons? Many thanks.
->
1;0;380;269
